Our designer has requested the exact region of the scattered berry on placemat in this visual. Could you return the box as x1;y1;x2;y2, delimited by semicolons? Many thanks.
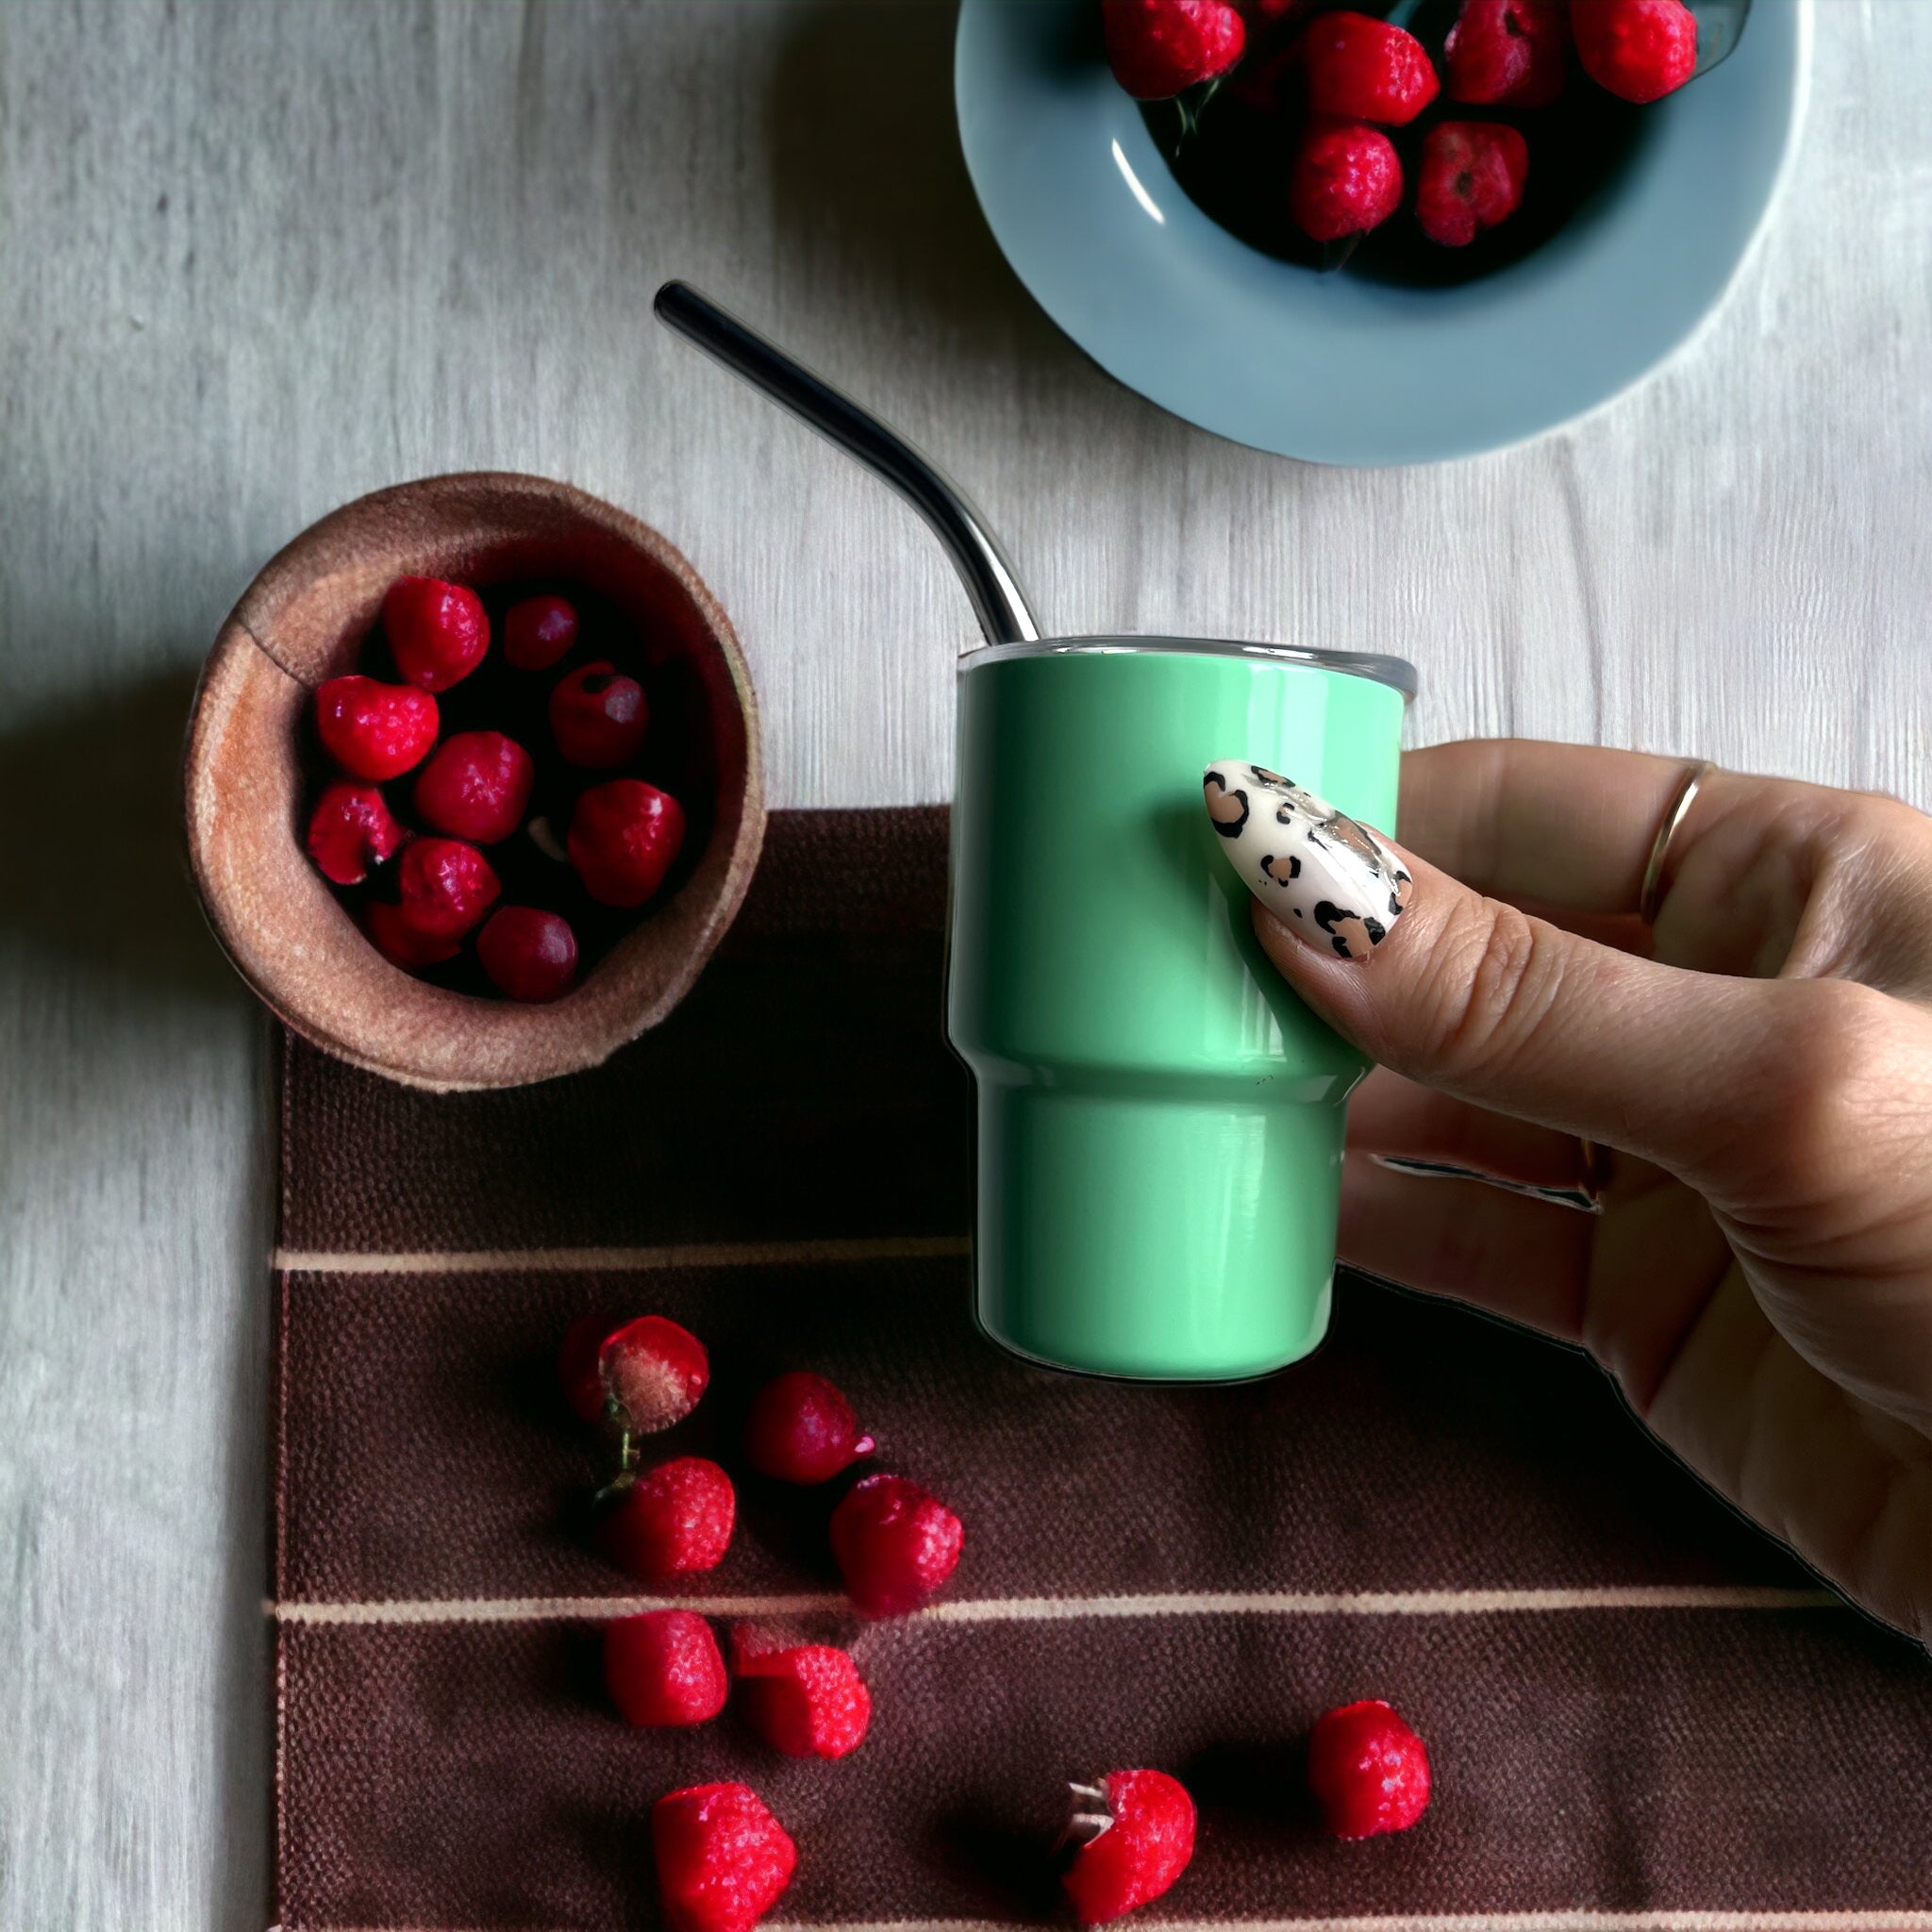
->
652;1782;797;1932
606;1609;730;1728
1061;1769;1197;1925
598;1456;737;1581
829;1472;964;1616
734;1641;874;1760
559;1311;710;1432
743;1371;875;1485
1307;1697;1433;1839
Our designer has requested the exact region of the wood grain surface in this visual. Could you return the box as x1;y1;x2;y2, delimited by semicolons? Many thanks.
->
0;2;1926;1926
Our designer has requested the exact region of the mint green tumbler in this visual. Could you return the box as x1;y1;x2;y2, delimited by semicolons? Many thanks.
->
947;639;1414;1381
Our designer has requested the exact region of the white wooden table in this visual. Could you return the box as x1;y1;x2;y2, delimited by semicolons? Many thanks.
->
1;2;1926;1924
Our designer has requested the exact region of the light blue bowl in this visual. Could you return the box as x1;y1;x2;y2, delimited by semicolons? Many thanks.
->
956;0;1807;465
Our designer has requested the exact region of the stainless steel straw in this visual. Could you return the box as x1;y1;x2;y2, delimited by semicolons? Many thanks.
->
653;280;1041;647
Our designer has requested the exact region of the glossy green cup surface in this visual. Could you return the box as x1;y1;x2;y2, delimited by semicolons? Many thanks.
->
946;639;1411;1381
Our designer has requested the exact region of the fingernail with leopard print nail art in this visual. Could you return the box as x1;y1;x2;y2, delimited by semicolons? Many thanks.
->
1203;759;1412;962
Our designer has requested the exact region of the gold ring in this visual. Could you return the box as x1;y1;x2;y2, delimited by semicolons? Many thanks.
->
1639;760;1717;925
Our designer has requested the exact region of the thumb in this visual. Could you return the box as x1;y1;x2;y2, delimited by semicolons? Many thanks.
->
1203;759;1780;1177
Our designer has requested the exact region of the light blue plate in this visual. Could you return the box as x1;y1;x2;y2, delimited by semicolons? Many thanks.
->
956;0;1807;465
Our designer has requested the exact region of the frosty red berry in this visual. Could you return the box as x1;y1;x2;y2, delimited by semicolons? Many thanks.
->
363;897;459;968
1442;0;1568;108
475;905;577;1003
569;778;688;908
735;1641;873;1759
1101;0;1731;273
412;730;535;844
383;576;488;691
1307;1698;1432;1839
306;780;405;885
743;1371;874;1485
300;574;698;998
606;1609;728;1727
1301;11;1439;125
1415;121;1529;246
1573;0;1698;102
395;836;499;941
559;1312;709;1433
652;1782;797;1932
550;660;649;768
503;591;579;671
599;1456;736;1581
1061;1769;1197;1924
314;675;438;781
829;1472;963;1616
1289;119;1403;242
1102;0;1245;100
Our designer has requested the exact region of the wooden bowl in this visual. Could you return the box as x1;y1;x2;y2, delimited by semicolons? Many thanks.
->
185;473;764;1091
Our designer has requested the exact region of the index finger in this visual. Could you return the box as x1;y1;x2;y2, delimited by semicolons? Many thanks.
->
1398;740;1710;912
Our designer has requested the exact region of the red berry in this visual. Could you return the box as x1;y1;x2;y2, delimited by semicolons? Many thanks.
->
606;1609;728;1727
1288;118;1403;242
503;592;579;671
569;778;687;908
558;1312;709;1431
412;730;535;844
1572;0;1696;102
306;779;405;885
1061;1770;1197;1925
363;896;459;969
550;660;649;768
652;1782;796;1932
599;1456;735;1581
476;905;578;1002
1442;0;1568;108
829;1472;962;1617
383;575;488;691
395;836;500;941
1102;0;1245;100
313;675;439;781
1300;10;1439;125
735;1642;872;1759
743;1372;874;1485
1415;120;1529;246
1307;1698;1432;1839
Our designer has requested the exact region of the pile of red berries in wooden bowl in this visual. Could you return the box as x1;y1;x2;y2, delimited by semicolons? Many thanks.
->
1105;0;1742;282
186;474;764;1091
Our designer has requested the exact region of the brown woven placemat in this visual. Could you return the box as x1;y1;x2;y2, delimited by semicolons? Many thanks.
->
270;808;1932;1932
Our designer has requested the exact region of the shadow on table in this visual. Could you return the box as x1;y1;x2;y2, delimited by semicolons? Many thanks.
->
0;664;237;1002
0;660;274;1932
764;0;1078;368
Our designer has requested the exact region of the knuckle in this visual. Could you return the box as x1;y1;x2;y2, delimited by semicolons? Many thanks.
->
1742;979;1920;1202
1422;900;1561;1082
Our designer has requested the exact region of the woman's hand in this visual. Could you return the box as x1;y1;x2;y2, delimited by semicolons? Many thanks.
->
1210;741;1932;1647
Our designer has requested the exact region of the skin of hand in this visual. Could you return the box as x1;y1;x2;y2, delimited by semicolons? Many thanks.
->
1247;740;1932;1649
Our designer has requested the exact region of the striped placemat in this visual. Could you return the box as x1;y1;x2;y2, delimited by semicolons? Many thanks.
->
269;808;1932;1932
